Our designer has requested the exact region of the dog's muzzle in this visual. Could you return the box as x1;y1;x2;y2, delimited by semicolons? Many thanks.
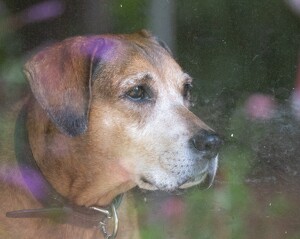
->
178;154;219;190
137;130;222;191
179;130;222;189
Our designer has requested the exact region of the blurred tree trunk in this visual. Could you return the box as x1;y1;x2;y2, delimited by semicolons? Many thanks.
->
148;0;176;54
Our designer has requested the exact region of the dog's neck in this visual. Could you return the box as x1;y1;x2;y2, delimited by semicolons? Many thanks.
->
6;98;140;238
26;97;135;207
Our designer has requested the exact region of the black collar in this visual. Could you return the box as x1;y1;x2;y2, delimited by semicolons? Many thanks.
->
6;101;122;237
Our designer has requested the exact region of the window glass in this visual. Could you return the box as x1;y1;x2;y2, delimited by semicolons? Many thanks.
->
1;1;300;238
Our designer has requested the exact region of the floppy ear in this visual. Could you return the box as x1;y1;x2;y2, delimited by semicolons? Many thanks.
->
24;37;109;137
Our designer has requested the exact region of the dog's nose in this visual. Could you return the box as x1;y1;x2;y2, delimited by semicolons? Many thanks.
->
190;130;222;158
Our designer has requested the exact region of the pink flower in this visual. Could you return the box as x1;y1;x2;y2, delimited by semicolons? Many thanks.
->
245;94;276;120
160;196;186;220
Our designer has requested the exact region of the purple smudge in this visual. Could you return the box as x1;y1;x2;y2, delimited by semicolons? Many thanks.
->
95;40;116;61
20;167;49;200
83;38;117;62
2;165;54;202
21;0;65;24
0;165;47;200
84;38;105;57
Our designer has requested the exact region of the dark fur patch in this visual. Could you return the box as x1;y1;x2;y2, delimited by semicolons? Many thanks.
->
54;111;88;137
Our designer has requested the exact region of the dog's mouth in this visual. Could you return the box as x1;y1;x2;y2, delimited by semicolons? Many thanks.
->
179;172;216;190
138;177;159;190
137;155;218;192
180;158;218;190
138;172;212;192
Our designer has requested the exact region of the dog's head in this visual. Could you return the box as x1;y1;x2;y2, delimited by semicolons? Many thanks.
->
24;30;222;196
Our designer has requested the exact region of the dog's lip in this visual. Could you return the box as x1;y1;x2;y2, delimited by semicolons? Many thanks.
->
138;173;208;192
138;154;218;191
182;155;218;190
138;177;159;190
178;172;208;189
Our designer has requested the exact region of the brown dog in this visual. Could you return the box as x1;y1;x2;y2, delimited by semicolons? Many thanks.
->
0;30;221;239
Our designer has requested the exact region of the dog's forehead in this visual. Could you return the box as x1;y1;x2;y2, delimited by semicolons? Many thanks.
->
91;32;190;99
114;35;187;87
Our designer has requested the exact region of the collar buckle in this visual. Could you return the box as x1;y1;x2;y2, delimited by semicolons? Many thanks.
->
92;203;119;239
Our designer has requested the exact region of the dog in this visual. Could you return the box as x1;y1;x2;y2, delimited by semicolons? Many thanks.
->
0;30;221;239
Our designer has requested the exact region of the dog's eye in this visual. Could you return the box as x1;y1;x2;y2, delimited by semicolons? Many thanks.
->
126;86;150;101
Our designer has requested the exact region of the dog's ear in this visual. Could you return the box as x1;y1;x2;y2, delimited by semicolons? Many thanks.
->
137;30;173;55
24;37;111;137
156;39;173;56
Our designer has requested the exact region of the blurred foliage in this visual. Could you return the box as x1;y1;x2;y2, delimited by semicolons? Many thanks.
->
1;0;300;238
176;0;300;100
111;0;148;31
1;0;300;106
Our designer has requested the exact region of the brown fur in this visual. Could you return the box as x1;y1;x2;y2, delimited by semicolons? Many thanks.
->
0;31;216;238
